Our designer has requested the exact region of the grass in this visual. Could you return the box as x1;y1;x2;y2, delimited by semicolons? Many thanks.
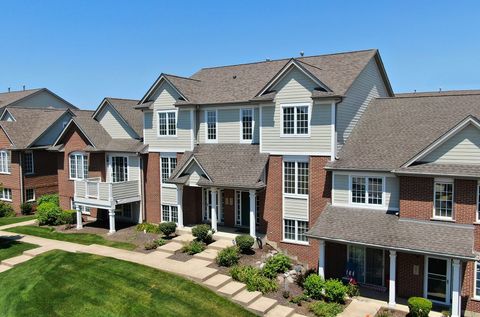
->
0;250;257;317
0;215;36;226
5;226;136;250
0;238;38;261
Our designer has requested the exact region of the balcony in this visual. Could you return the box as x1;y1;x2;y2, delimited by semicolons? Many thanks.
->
74;177;140;208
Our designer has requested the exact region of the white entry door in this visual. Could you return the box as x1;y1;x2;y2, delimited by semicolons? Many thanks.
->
425;257;451;304
202;189;224;224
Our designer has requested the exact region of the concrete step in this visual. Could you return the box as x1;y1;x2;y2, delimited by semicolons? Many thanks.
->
23;246;53;257
157;242;183;254
232;289;262;305
0;264;12;273
189;267;218;282
208;239;234;251
247;297;277;315
172;234;194;243
217;281;247;297
265;305;295;317
1;254;33;268
193;248;218;261
203;274;232;289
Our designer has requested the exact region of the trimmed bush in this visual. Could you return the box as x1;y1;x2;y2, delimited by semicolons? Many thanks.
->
407;297;432;317
235;235;254;254
309;301;343;317
323;279;348;303
230;265;258;282
37;194;59;207
182;240;206;255
20;202;34;215
262;253;292;278
144;241;158;250
60;210;76;225
296;268;317;287
216;246;240;267
158;222;177;237
0;201;15;218
192;224;214;243
229;265;278;294
36;202;63;225
154;238;166;247
136;222;161;234
303;274;325;300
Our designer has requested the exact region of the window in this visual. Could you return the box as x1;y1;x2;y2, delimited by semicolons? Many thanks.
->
0;151;10;174
24;152;34;174
71;200;91;215
162;205;178;223
25;189;35;202
157;111;177;136
0;188;12;201
161;156;177;183
350;176;384;206
116;203;132;218
434;182;453;219
69;153;88;180
111;156;128;183
206;110;217;141
283;219;308;243
241;108;253;141
475;262;480;298
284;160;309;195
282;105;309;135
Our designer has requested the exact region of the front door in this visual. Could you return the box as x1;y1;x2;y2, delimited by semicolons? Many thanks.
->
425;257;451;304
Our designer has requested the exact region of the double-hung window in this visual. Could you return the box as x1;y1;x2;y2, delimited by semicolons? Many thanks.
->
111;156;128;183
284;160;309;195
157;111;177;136
161;155;177;184
24;152;34;175
241;108;254;142
162;205;178;223
434;181;453;219
69;153;88;180
0;188;12;201
475;262;480;299
282;104;309;136
350;176;384;206
25;189;35;202
206;110;217;142
283;219;308;243
0;151;10;174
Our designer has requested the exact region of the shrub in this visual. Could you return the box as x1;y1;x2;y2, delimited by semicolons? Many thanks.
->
303;274;325;300
0;201;15;217
230;265;277;294
20;202;34;215
309;301;343;317
377;310;394;317
407;297;432;317
37;194;59;207
154;238;166;247
36;202;63;225
144;241;158;250
262;253;292;278
216;246;240;267
290;294;310;306
296;268;317;287
235;235;254;254
182;240;206;255
136;222;161;234
60;210;76;225
346;281;360;297
441;310;451;317
158;222;177;237
192;224;214;243
323;279;348;303
230;265;259;282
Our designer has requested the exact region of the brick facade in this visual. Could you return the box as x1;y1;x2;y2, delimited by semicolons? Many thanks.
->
143;152;161;223
399;176;434;220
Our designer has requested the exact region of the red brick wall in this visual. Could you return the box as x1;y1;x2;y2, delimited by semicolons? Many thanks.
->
144;152;161;223
399;176;434;220
462;261;480;314
454;179;477;224
264;155;331;269
396;252;424;298
23;150;61;205
0;151;22;213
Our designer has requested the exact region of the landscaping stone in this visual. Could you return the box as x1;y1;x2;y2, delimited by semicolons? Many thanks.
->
217;281;246;297
203;274;232;288
232;289;262;305
247;296;277;315
208;239;234;250
193;248;218;261
265;305;295;317
1;254;33;267
157;242;183;254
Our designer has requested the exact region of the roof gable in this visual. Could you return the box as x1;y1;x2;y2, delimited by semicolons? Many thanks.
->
0;109;16;121
0;88;77;110
94;99;139;139
53;118;96;148
139;74;190;104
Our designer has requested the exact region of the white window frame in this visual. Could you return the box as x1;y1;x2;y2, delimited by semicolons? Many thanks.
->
69;152;88;180
433;180;454;220
283;157;309;197
156;110;177;137
240;108;254;143
282;218;309;245
205;109;218;143
280;103;311;137
110;155;129;183
25;188;35;202
161;204;178;224
24;151;34;175
160;153;177;188
475;261;480;300
0;150;10;174
0;188;12;202
349;176;386;207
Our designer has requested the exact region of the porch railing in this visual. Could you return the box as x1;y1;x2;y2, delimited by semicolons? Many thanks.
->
74;178;140;205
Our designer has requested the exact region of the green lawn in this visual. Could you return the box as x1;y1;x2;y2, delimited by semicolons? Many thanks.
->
0;238;38;261
0;215;36;226
5;226;136;250
0;251;257;317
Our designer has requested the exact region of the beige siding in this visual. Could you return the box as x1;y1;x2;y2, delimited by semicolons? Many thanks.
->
128;156;140;181
14;90;73;109
143;81;193;151
337;58;389;147
332;173;349;205
261;67;332;154
97;104;137;139
283;196;308;221
422;124;480;164
161;186;177;204
185;162;205;187
386;177;399;210
34;113;72;146
112;180;140;200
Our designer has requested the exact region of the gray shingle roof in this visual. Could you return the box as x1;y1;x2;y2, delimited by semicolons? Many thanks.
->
307;205;475;259
0;89;43;108
169;144;268;189
393;163;480;178
329;92;480;171
105;98;143;137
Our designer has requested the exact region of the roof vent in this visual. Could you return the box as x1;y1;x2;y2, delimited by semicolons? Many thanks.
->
22;85;25;91
265;58;271;62
7;87;10;93
300;51;304;57
439;88;442;92
233;75;237;79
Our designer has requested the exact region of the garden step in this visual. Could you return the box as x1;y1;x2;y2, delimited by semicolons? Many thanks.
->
23;246;54;257
208;239;234;251
193;248;218;261
203;274;232;289
172;234;194;243
247;297;277;315
0;264;12;273
187;266;217;282
265;305;295;317
157;242;183;254
290;314;308;317
184;258;211;268
1;254;33;267
217;281;247;297
232;289;262;305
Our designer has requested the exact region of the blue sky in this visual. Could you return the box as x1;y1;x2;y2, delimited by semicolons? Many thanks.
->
1;0;479;109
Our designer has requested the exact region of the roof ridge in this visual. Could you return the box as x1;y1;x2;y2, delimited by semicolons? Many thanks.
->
164;73;201;82
5;106;67;111
0;88;43;95
379;91;480;100
106;97;140;102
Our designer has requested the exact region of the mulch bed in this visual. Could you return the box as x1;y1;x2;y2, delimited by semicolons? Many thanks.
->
375;307;408;317
168;250;195;262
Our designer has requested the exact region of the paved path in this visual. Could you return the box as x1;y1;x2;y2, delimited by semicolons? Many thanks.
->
339;298;381;317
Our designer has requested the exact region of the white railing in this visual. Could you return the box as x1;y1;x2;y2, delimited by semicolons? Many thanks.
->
74;178;139;203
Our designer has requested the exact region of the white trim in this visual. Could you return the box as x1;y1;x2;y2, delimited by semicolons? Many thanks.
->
474;261;480;300
0;150;10;174
334;170;395;177
477;185;480;223
156;109;178;137
282;218;310;245
25;188;35;202
53;119;96;148
69;151;88;181
139;75;189;104
348;175;386;208
204;109;218;143
346;245;386;287
93;99;140;139
23;151;34;175
267;150;331;156
280;103;311;138
424;256;451;305
160;153;178;189
0;108;16;121
0;188;12;202
239;107;255;143
172;155;211;182
108;154;129;183
432;180;454;220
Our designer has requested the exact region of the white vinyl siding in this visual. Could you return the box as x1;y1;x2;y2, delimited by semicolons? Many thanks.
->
0;151;10;174
422;124;480;164
161;186;178;205
284;196;308;221
13;90;73;109
336;58;390;147
97;104;138;139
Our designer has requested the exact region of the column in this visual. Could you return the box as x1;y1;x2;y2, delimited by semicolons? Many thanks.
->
210;188;217;232
388;250;397;308
177;185;184;228
451;259;461;317
249;190;256;238
75;204;83;230
318;240;325;279
108;208;116;234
